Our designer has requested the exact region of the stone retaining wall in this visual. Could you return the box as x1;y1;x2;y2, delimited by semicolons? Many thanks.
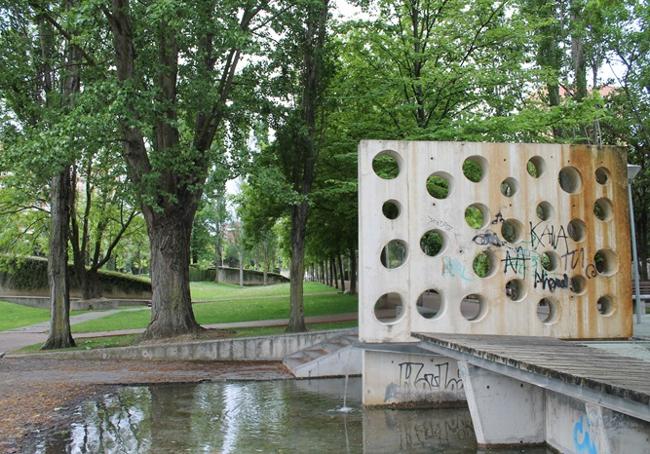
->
9;328;356;362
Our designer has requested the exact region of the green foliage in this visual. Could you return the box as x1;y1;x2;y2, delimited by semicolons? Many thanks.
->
472;252;491;278
0;255;150;293
426;175;450;199
420;231;444;256
465;206;485;229
462;159;483;183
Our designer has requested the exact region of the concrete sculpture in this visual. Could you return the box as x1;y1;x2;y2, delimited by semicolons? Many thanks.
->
358;140;632;341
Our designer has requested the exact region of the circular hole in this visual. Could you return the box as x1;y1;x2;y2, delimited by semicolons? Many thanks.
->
506;279;527;302
463;156;487;182
594;249;618;276
596;296;615;316
595;167;610;185
541;251;560;272
527;156;545;178
460;294;485;321
500;177;519;197
501;219;523;243
536;202;554;221
570;275;587;295
473;251;496;278
537;297;559;324
380;240;408;269
426;172;452;199
559;166;582;193
567;219;586;242
465;203;489;229
594;198;613;221
382;200;401;220
420;230;445;257
374;292;404;323
372;151;400;179
416;289;442;319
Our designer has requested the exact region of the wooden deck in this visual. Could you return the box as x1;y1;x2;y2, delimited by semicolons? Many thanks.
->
413;333;650;408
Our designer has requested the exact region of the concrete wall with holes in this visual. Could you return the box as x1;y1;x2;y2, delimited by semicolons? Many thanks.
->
358;141;632;342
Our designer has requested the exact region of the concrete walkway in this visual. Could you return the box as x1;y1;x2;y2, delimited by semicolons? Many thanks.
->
0;311;358;353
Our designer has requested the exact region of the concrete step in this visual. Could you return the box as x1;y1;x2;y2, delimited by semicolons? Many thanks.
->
282;330;361;378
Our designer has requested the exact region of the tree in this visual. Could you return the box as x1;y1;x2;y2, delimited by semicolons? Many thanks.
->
0;1;86;349
68;150;139;299
99;0;272;338
252;0;331;331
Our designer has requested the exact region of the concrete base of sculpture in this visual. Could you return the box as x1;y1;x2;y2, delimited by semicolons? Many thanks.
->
362;349;466;407
461;363;650;452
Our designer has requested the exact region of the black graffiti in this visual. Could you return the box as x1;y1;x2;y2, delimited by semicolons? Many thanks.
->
560;247;586;272
427;216;454;232
397;416;474;451
491;212;505;225
472;231;503;247
398;361;463;391
529;221;570;253
585;263;598;279
502;246;531;276
534;269;569;292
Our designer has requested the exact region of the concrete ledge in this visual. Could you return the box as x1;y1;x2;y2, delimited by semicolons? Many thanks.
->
8;328;356;362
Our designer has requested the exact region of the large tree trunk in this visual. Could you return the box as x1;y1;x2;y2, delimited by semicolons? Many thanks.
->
570;1;587;103
349;249;357;294
337;254;345;293
143;212;202;339
214;236;221;283
239;251;244;287
43;169;75;349
77;267;102;300
287;203;308;332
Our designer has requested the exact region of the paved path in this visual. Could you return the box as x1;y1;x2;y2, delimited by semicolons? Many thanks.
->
0;311;358;353
0;308;143;353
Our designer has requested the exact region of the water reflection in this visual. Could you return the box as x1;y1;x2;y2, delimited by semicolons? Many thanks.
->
28;378;549;454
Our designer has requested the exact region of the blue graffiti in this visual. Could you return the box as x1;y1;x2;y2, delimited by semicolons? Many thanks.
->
573;416;597;454
442;257;473;282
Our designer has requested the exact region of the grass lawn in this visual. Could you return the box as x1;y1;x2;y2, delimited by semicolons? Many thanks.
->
73;293;357;333
18;334;141;353
0;300;52;331
19;320;357;353
190;281;336;301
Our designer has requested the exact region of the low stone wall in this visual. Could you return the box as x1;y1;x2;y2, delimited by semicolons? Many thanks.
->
0;295;149;310
190;266;289;286
10;328;356;362
0;256;151;300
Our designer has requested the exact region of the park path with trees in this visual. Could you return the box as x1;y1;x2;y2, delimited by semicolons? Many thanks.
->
0;0;648;348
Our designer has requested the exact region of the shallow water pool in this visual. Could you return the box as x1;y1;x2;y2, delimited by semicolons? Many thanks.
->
28;377;550;453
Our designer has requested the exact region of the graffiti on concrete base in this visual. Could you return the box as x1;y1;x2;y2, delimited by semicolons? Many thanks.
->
573;415;598;454
398;361;463;392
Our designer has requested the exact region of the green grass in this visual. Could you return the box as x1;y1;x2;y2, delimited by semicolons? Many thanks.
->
72;291;357;333
232;320;357;337
18;334;140;353
0;300;52;331
190;281;336;301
